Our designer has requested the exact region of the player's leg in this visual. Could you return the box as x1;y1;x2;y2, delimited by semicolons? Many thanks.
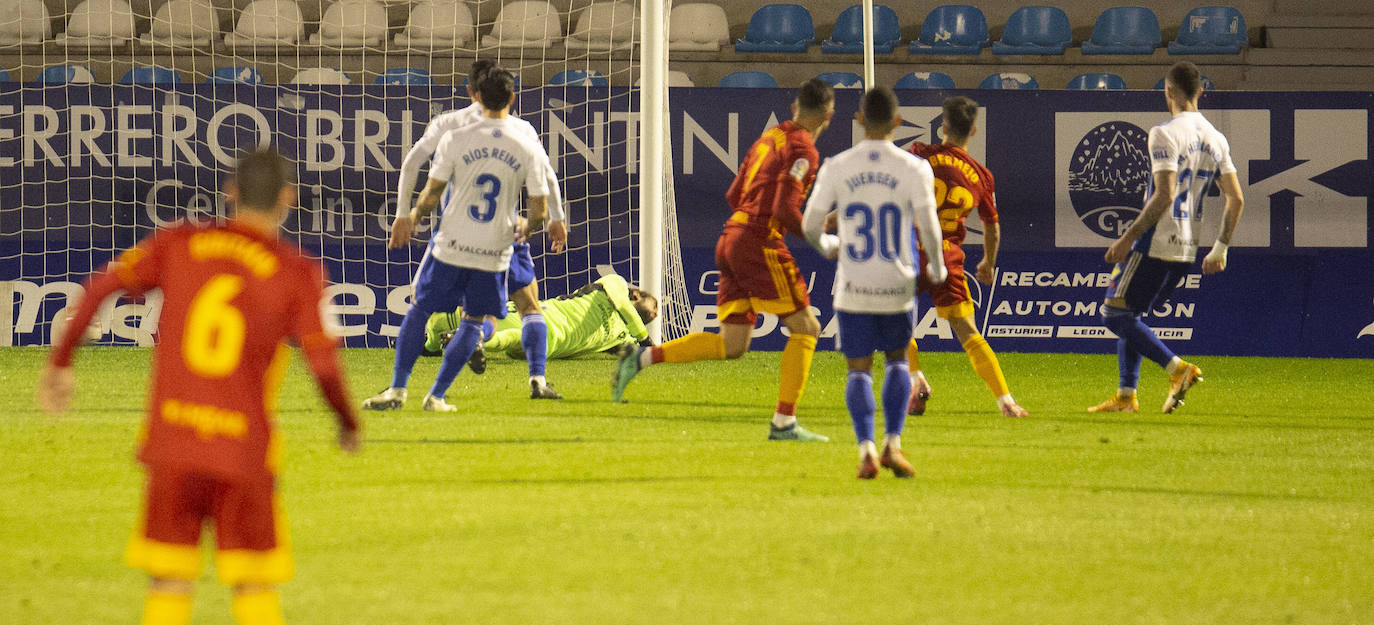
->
1090;318;1142;413
427;270;506;410
871;310;917;476
837;312;879;477
506;243;559;399
947;314;1027;418
1097;253;1200;412
126;469;210;625
141;578;194;625
231;584;284;625
905;337;932;416
511;280;561;399
768;307;827;441
612;238;748;401
364;253;456;410
212;474;290;625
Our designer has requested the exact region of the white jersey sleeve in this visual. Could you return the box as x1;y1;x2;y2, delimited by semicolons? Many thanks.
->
801;158;840;257
396;104;483;218
907;158;946;285
1148;125;1181;173
513;118;565;223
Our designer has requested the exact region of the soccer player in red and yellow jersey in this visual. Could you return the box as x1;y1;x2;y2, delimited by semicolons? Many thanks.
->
37;149;361;625
906;96;1029;418
613;79;835;441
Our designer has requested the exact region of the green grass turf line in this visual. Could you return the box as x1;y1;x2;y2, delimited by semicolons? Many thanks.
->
2;347;1372;624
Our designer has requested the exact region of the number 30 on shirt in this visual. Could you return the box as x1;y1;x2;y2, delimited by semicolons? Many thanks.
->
844;202;903;262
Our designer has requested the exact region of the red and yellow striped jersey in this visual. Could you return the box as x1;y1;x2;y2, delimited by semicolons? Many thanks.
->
723;121;820;242
909;142;999;249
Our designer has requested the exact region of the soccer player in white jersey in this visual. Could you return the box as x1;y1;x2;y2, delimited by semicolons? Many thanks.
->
802;87;947;479
1092;61;1245;414
364;69;555;411
393;59;569;400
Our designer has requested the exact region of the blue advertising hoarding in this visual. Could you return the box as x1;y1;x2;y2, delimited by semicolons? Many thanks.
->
1;86;1370;357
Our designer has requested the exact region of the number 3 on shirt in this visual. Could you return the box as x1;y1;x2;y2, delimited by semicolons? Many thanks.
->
183;274;246;378
469;173;502;222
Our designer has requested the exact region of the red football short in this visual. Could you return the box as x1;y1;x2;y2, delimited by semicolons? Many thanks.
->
125;466;292;586
917;243;975;319
715;230;810;325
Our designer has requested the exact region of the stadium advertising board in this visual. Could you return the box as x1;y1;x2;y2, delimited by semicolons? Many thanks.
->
1;87;1370;357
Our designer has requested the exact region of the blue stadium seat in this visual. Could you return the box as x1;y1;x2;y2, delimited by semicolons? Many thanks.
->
735;4;815;53
979;72;1039;89
1154;75;1218;91
717;71;778;88
1168;6;1247;55
814;71;864;89
910;5;988;55
119;66;183;84
548;70;609;86
992;6;1071;55
0;68;10;82
39;64;96;83
822;4;901;54
1066;72;1127;90
1081;7;1162;55
206;66;264;84
895;71;956;89
374;68;432;85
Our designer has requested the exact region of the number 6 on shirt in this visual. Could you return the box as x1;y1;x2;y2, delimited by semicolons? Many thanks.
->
183;274;247;378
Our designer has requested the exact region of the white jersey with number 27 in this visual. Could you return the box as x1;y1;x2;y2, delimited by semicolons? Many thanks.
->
427;116;550;272
802;139;944;314
1141;111;1237;262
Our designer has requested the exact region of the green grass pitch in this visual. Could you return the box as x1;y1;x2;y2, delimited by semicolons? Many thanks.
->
2;347;1373;624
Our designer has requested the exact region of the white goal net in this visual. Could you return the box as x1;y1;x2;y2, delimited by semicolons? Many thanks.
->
0;0;689;347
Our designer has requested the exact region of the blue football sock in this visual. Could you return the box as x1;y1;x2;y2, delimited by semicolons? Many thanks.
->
846;370;876;444
390;308;431;389
483;319;496;341
430;318;484;398
882;360;912;437
1117;340;1143;390
1103;307;1175;380
522;313;548;377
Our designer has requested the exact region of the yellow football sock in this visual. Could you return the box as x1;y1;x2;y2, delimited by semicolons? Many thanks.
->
905;338;921;372
657;332;726;364
776;334;817;415
232;589;284;625
140;590;192;625
962;333;1010;397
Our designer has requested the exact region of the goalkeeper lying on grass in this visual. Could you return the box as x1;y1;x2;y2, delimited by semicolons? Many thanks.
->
423;274;658;369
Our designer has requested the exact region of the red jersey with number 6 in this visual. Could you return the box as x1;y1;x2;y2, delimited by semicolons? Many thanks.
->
907;142;998;249
82;222;335;480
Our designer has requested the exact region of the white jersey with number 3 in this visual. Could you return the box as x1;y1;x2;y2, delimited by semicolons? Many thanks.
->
1141;111;1236;262
427;116;550;272
802;140;943;314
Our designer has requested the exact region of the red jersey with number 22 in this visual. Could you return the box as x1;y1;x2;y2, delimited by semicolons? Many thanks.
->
106;222;335;480
907;142;998;249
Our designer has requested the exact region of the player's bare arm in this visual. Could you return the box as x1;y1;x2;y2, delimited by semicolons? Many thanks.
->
522;195;549;243
391;178;449;249
1107;169;1177;264
1202;172;1245;274
976;222;1001;285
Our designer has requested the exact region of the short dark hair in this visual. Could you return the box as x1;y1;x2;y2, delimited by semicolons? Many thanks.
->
232;149;294;211
796;78;834;115
860;86;899;131
469;58;497;88
941;96;979;139
477;68;516;111
1166;61;1203;100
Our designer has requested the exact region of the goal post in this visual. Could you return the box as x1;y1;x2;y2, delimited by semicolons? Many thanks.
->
0;0;689;348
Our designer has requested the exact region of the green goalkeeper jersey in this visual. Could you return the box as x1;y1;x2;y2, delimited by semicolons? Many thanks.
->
426;275;648;359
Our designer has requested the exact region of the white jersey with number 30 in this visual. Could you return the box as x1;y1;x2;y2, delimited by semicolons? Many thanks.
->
427;116;550;272
1141;111;1237;262
802;140;944;314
